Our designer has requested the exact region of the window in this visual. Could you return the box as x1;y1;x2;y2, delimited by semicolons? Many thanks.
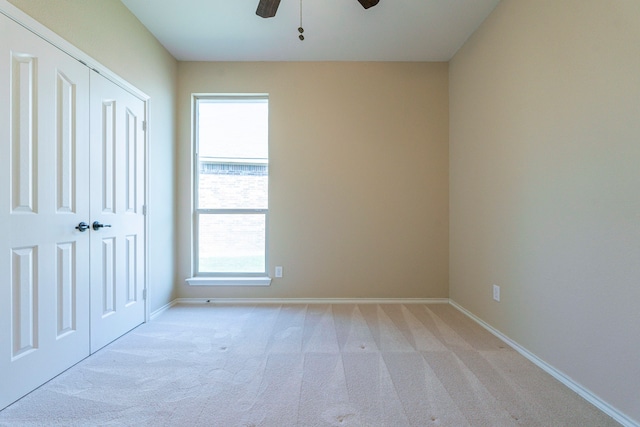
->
192;95;269;283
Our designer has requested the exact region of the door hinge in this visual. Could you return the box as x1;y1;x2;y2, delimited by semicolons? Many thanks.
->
143;288;147;300
142;120;147;131
142;205;147;215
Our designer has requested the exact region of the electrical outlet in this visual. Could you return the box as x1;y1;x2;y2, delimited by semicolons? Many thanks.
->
493;284;500;302
275;266;283;278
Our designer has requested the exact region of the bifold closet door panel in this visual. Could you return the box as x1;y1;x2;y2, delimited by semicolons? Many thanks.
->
0;12;91;410
89;71;146;353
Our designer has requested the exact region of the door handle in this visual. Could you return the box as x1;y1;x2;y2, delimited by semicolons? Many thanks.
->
92;221;112;231
75;222;90;232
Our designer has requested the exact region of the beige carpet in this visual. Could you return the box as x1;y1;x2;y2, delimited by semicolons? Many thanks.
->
0;303;618;426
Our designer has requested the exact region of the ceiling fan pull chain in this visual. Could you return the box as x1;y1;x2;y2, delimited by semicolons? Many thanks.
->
298;0;304;40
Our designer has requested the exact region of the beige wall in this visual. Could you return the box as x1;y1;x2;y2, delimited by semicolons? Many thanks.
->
7;0;179;312
177;62;449;299
450;0;640;422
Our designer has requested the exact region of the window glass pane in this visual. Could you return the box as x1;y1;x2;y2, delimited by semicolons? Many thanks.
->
198;100;268;160
197;98;268;210
198;213;266;273
195;96;269;276
198;162;268;209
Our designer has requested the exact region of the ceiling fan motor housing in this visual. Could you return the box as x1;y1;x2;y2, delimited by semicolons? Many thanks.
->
257;0;379;18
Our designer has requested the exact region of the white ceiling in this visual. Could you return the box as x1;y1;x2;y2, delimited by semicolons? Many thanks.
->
121;0;501;62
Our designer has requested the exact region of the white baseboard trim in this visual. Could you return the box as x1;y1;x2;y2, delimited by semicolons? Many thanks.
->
150;300;180;320
449;300;638;427
172;297;450;305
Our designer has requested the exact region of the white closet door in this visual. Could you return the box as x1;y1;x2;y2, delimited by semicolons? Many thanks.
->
0;13;91;409
89;72;146;352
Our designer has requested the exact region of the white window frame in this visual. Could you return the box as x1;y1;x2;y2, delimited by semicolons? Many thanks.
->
188;94;271;286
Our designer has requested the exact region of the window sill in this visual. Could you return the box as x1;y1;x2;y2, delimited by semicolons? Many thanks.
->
186;277;272;286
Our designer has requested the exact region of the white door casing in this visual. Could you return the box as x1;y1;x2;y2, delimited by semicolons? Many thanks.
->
0;12;91;409
89;72;146;353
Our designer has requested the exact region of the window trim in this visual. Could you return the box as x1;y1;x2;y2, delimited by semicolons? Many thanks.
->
185;276;272;286
191;94;270;282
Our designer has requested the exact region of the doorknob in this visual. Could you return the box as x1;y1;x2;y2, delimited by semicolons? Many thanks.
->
75;222;90;232
92;221;112;231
